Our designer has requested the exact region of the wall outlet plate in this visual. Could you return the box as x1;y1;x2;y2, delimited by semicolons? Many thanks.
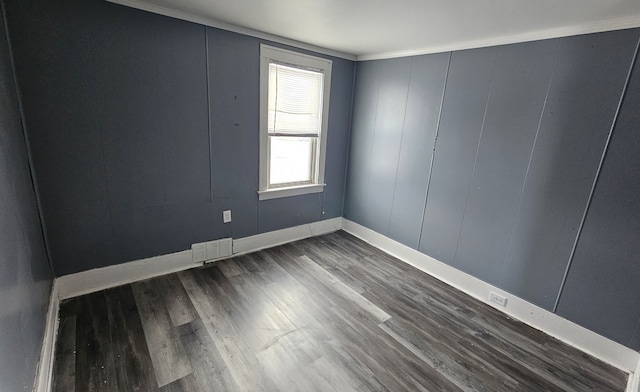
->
223;210;232;223
489;292;507;307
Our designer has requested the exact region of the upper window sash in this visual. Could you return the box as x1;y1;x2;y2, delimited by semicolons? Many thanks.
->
267;62;324;137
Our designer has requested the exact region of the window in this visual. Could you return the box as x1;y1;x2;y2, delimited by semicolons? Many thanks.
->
258;44;332;200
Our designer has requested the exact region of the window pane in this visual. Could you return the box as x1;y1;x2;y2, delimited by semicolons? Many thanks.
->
268;63;323;136
269;136;315;185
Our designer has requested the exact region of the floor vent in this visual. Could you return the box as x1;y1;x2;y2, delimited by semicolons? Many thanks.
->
191;238;233;263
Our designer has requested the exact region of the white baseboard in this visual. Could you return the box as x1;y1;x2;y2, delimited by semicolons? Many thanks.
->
56;217;344;300
232;217;343;255
34;280;59;392
57;250;194;300
630;358;640;392
342;219;640;376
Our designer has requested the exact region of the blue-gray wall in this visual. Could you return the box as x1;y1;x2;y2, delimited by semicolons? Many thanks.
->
0;1;53;390
344;29;640;349
555;45;640;348
5;0;354;276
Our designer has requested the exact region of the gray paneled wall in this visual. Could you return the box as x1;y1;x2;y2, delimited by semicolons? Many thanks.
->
208;29;257;239
345;54;449;247
0;1;53;390
556;46;640;349
5;0;354;276
387;54;449;247
418;47;496;263
344;60;381;227
365;57;412;235
500;33;640;310
344;29;640;349
453;40;557;285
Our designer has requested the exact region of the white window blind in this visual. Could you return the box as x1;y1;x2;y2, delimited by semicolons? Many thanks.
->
267;63;324;137
259;44;332;200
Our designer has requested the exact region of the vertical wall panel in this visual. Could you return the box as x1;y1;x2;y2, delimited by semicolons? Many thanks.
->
323;57;355;218
344;61;381;224
387;53;449;248
556;46;640;348
453;41;557;284
6;0;116;273
499;30;640;310
93;9;214;265
0;3;53;390
418;47;496;264
364;57;411;234
94;7;166;208
156;20;210;205
208;28;259;238
92;4;214;268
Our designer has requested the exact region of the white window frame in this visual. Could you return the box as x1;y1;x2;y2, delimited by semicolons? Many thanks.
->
258;44;332;201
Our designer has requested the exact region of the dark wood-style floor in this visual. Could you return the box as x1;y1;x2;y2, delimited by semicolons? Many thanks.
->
52;231;628;391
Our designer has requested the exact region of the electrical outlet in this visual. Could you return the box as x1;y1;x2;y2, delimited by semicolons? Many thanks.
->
489;292;507;307
223;210;232;223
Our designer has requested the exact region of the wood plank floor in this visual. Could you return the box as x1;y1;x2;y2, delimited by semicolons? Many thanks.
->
52;231;628;391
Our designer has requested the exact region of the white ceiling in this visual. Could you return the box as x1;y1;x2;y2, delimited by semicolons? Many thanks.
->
110;0;640;60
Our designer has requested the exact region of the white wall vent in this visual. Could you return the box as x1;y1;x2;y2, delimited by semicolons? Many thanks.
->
192;238;233;263
191;243;206;263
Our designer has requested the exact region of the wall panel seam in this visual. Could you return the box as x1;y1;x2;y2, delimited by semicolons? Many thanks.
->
0;0;55;276
386;58;414;235
341;62;357;217
205;27;214;202
552;34;640;313
363;79;381;223
496;43;560;286
451;49;499;267
417;51;452;250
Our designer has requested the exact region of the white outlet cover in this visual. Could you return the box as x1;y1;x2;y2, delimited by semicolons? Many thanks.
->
489;292;507;307
223;210;232;223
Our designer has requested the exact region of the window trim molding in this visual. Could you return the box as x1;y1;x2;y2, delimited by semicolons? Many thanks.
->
259;44;332;201
258;183;326;201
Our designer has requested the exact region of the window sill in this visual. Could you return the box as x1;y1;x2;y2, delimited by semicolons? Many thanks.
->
258;183;326;201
